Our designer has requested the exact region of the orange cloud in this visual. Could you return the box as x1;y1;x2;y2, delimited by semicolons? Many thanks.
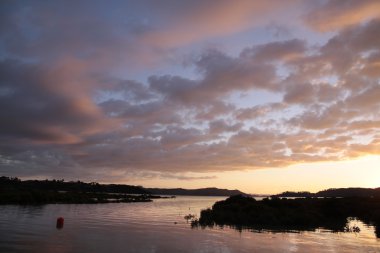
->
142;0;300;47
305;0;380;32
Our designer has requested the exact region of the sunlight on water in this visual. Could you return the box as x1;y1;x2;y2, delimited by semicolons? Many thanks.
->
0;196;379;253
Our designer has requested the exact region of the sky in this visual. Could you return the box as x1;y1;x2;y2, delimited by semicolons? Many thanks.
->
0;0;380;194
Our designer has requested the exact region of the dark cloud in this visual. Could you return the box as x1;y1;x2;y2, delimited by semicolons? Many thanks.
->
0;59;111;144
196;48;278;92
208;120;243;135
283;83;315;104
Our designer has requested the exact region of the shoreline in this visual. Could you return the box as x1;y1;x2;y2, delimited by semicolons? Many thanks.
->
0;191;174;205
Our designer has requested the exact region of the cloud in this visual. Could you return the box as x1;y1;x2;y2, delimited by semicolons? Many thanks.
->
1;1;380;182
0;59;114;144
235;103;286;121
141;0;302;47
149;47;279;107
361;52;380;77
208;119;243;135
240;39;307;63
305;0;380;32
151;172;217;181
288;103;344;130
283;83;315;104
0;1;176;70
345;84;380;110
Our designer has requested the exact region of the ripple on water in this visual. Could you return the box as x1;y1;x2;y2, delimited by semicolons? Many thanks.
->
0;196;379;253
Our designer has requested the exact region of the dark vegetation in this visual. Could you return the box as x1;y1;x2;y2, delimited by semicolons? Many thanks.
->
0;176;247;205
0;176;148;194
146;187;245;196
273;187;380;198
195;195;380;238
0;176;163;204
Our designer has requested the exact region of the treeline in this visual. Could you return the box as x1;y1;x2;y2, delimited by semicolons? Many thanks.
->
272;187;380;198
0;177;248;198
196;195;380;238
0;176;151;205
0;176;148;194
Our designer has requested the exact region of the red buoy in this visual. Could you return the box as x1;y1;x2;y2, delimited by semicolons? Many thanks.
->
56;217;64;229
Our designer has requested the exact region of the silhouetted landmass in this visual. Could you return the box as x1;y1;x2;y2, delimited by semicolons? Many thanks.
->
317;188;380;197
273;191;314;197
145;187;246;196
273;187;380;198
0;177;148;194
195;195;380;238
0;177;246;204
0;176;159;205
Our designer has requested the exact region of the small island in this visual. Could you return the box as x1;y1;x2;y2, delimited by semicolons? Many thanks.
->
195;195;380;238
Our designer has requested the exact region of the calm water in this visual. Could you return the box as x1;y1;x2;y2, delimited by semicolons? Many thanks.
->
1;196;379;253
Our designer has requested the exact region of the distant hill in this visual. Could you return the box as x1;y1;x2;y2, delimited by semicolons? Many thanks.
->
146;187;246;196
273;187;380;198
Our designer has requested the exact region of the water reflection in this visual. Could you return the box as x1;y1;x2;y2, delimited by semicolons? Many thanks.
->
197;217;378;238
0;196;379;253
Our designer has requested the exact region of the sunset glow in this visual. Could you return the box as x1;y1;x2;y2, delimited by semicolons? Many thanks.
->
1;0;379;194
